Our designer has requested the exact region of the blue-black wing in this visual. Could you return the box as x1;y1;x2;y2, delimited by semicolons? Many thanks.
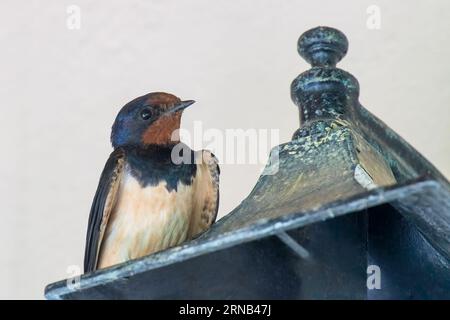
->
84;148;126;273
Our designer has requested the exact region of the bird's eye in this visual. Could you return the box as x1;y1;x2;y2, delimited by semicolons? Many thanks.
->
140;108;153;120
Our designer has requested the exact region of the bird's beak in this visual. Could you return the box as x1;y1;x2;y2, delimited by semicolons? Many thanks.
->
166;100;195;115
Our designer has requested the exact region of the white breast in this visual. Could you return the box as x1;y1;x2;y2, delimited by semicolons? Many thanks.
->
97;171;194;269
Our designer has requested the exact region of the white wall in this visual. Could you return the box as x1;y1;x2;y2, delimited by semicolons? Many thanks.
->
0;0;448;299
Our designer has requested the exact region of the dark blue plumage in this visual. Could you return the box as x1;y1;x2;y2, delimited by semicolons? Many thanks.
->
124;144;197;192
110;95;150;148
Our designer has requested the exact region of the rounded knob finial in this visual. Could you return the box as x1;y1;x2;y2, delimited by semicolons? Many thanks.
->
298;26;348;67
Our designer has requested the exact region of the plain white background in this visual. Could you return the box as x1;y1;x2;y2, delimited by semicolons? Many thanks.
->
0;0;449;299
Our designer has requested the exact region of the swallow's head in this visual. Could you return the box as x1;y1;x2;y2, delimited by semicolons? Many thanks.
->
111;92;194;148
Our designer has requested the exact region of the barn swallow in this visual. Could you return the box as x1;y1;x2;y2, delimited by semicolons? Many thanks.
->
84;92;220;272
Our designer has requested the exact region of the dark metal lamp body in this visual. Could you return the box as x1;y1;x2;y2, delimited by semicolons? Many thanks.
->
45;27;450;300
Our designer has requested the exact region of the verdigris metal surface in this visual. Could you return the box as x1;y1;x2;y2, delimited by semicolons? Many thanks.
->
368;204;450;299
45;26;450;299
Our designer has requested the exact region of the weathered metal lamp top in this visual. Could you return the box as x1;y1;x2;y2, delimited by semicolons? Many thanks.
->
292;26;359;128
